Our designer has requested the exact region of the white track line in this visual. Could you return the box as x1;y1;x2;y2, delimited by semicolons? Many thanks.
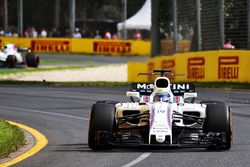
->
122;153;151;167
1;105;151;167
0;106;89;121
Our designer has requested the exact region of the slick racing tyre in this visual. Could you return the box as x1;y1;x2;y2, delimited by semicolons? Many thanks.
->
200;100;226;105
5;55;17;68
88;103;116;150
204;103;232;150
26;53;39;67
96;100;119;105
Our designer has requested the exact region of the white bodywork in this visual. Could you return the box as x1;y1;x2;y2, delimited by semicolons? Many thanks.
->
0;44;24;63
148;102;174;144
121;76;206;145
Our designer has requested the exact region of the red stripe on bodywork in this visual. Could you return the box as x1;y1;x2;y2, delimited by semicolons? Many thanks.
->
150;105;155;129
168;105;171;127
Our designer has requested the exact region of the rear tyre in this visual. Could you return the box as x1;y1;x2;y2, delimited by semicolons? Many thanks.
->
96;100;119;105
204;103;232;150
200;100;226;105
5;55;17;68
26;53;39;67
88;103;116;150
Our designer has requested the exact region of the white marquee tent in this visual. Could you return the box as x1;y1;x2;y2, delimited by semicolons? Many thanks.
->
117;0;151;31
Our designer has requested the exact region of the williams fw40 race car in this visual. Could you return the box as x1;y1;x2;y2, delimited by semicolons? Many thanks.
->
0;43;39;68
88;70;232;150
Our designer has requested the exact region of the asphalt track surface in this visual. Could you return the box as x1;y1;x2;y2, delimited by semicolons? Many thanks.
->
38;53;148;66
0;85;250;167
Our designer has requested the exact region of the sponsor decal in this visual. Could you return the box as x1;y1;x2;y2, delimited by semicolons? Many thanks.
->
218;56;239;79
132;83;195;96
93;41;131;54
31;40;70;52
161;59;175;80
187;57;205;79
0;39;2;49
136;83;154;90
171;83;190;90
132;83;154;95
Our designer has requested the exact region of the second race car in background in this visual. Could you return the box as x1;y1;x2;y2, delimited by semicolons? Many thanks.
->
0;43;39;68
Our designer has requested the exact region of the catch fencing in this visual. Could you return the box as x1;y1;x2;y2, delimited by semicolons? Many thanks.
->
159;0;249;55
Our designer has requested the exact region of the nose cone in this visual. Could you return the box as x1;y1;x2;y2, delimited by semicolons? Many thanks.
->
156;134;165;143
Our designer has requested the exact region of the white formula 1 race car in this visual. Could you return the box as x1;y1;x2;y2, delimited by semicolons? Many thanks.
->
88;70;232;150
0;43;39;68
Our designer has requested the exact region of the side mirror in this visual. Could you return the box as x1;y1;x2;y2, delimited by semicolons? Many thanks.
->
184;92;197;99
126;91;140;102
184;92;197;103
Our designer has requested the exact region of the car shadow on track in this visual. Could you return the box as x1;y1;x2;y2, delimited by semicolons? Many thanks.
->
52;143;228;153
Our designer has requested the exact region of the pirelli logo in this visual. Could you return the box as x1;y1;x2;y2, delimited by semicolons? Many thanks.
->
218;56;239;79
187;57;205;79
93;41;131;54
31;40;71;52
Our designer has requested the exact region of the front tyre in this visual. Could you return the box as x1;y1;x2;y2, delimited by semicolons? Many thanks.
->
88;103;116;150
26;53;39;67
5;55;17;68
204;103;232;150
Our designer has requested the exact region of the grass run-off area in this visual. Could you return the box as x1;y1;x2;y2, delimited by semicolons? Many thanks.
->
0;120;25;159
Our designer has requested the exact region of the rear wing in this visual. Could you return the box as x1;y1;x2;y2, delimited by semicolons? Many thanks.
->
17;47;31;53
131;83;195;96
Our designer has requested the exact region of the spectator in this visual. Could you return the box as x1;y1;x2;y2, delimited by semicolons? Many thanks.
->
24;27;31;37
223;38;235;49
112;33;118;40
31;27;38;37
134;30;142;40
40;28;48;37
50;27;61;37
73;28;82;38
104;31;111;39
0;28;4;36
5;29;12;37
12;32;19;37
94;30;102;39
81;29;87;38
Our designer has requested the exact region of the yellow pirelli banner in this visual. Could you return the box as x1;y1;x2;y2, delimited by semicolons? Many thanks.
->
128;50;250;83
0;37;150;56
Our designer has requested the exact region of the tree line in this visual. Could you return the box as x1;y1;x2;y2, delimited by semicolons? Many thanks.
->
0;0;145;34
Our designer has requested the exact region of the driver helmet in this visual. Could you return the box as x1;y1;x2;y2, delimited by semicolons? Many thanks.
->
3;45;8;53
153;92;170;102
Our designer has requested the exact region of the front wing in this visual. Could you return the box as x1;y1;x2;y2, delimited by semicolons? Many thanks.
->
97;130;227;148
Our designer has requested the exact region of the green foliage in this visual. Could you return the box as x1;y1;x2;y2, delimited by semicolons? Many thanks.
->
127;0;146;18
0;120;25;159
0;0;146;32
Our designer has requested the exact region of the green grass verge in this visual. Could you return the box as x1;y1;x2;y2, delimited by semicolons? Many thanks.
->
0;120;25;159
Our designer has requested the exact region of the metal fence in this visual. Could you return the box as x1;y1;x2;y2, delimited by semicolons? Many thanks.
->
159;0;249;55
